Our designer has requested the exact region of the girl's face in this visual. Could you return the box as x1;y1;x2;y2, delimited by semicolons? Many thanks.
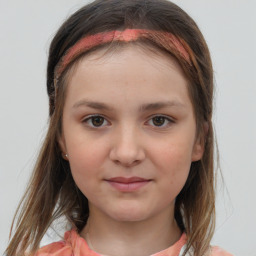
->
59;45;204;223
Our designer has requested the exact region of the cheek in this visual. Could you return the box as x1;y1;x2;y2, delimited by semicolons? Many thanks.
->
66;137;108;189
67;132;108;167
153;138;193;170
151;140;193;192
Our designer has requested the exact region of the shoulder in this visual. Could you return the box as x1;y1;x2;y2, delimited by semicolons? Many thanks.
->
210;246;234;256
34;241;71;255
34;229;93;256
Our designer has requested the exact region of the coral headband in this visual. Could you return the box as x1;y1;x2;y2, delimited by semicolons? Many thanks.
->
54;29;191;84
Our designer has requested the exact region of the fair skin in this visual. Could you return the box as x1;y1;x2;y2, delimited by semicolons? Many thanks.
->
59;45;204;256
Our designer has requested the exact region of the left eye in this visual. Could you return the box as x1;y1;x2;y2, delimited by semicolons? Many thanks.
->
83;115;109;128
148;116;173;127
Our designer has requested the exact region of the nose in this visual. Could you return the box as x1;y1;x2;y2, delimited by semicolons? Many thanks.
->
109;125;146;167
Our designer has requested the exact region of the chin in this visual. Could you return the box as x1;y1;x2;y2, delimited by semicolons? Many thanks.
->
111;213;147;222
108;205;151;222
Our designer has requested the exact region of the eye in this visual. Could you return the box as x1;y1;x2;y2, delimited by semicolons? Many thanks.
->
83;115;109;128
148;115;174;128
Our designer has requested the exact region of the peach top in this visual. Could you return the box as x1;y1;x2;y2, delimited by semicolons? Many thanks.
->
35;230;233;256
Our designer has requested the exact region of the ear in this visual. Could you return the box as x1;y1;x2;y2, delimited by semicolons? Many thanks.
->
191;122;208;162
58;134;69;160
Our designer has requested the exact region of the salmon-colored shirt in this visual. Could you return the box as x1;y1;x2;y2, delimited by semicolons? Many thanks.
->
35;230;233;256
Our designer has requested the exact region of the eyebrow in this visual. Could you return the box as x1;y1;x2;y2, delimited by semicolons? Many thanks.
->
73;100;114;111
139;101;186;112
72;99;186;111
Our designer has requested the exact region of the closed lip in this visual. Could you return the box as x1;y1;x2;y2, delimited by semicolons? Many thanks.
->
104;176;152;192
105;177;152;183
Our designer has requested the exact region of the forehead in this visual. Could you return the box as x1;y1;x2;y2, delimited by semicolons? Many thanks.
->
76;42;186;74
63;44;192;111
67;43;188;86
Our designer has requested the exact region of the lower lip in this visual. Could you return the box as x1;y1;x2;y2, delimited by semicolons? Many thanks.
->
106;180;151;192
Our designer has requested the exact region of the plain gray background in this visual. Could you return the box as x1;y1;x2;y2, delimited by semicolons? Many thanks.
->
0;1;255;255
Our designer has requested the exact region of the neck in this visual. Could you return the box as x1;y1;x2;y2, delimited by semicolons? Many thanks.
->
80;205;182;256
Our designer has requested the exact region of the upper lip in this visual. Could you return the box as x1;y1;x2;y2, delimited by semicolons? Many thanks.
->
106;177;151;183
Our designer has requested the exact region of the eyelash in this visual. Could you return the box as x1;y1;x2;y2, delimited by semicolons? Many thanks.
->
82;115;109;128
82;114;175;129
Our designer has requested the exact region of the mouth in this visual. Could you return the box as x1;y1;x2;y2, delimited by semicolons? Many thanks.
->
104;177;152;192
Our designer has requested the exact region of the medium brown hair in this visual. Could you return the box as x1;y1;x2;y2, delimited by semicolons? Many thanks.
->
6;1;215;255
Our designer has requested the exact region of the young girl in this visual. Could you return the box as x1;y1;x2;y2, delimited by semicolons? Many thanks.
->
5;0;233;255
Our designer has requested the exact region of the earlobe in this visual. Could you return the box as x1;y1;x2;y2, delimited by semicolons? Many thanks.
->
58;134;68;160
191;141;204;162
62;153;69;160
192;122;208;162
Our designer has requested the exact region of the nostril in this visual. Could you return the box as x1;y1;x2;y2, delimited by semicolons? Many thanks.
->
113;159;141;167
109;134;146;165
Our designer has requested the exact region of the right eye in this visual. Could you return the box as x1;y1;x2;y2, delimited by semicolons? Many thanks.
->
82;115;109;128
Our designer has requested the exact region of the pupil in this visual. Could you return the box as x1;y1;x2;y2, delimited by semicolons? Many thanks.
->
153;116;165;126
92;116;104;126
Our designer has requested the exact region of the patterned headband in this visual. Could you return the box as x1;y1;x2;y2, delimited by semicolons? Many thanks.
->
53;29;191;87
